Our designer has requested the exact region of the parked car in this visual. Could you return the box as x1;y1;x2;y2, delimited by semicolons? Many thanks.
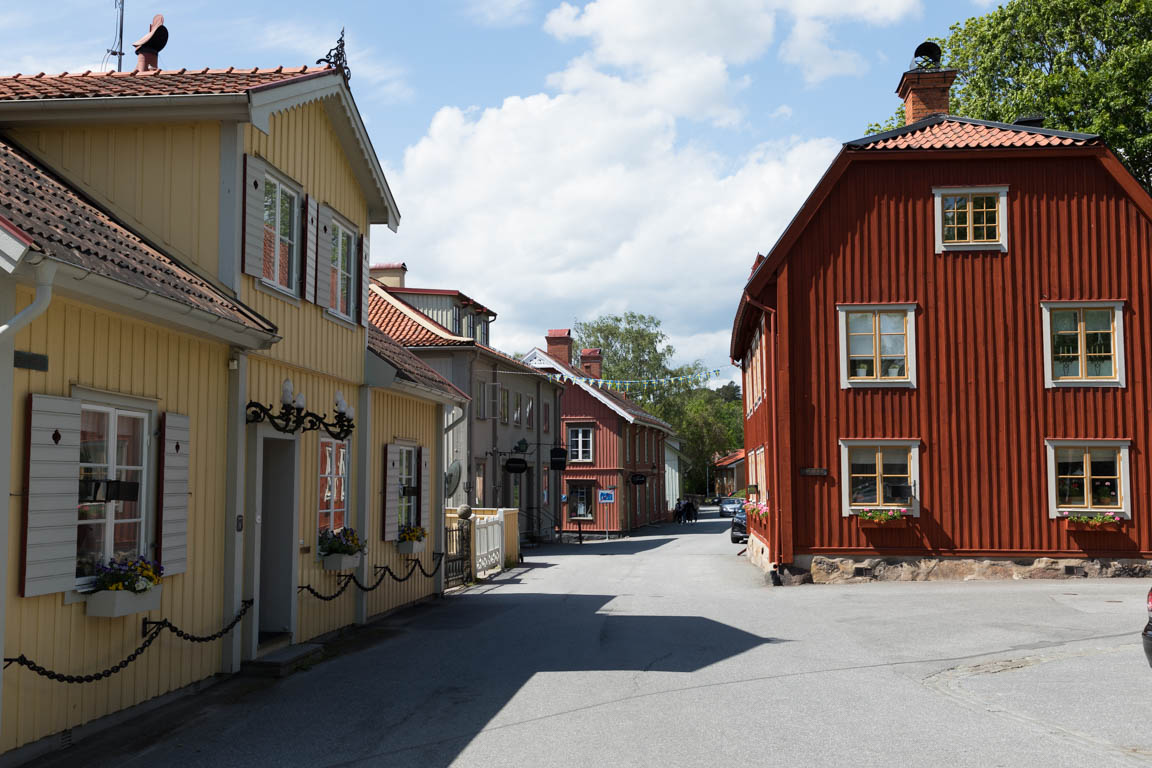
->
1144;586;1152;669
731;510;747;544
719;498;744;517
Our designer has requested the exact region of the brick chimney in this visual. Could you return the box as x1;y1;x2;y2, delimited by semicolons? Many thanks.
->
132;15;169;72
579;348;602;379
545;329;572;366
896;66;956;125
370;262;407;288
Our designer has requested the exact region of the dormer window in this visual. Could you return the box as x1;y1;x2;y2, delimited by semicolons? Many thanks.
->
465;313;475;338
478;319;489;346
933;186;1008;252
452;305;461;335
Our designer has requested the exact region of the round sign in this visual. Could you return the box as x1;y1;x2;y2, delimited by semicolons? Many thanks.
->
505;457;529;474
630;473;647;485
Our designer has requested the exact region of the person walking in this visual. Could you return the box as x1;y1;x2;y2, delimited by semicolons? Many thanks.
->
684;499;696;524
674;498;684;524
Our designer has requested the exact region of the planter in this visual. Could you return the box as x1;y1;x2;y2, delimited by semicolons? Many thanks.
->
396;540;425;554
85;584;162;618
857;517;909;529
321;553;362;571
1064;520;1127;532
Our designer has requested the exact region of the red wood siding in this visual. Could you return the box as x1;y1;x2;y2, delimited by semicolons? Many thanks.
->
746;153;1152;561
560;384;624;532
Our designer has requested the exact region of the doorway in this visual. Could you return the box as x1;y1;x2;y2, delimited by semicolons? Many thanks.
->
259;437;295;643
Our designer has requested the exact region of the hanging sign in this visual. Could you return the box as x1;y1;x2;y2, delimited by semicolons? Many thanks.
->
598;489;615;504
630;473;647;486
799;468;829;477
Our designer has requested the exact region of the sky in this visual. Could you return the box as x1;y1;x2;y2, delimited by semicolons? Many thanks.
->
0;0;1001;384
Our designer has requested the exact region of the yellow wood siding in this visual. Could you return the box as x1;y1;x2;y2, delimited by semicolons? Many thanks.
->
4;123;221;279
3;290;230;752
241;100;368;384
364;389;439;620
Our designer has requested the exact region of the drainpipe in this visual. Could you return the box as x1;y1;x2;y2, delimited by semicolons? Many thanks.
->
744;291;782;576
0;260;57;339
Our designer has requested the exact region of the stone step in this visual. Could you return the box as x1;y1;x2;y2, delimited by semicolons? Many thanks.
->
240;643;324;678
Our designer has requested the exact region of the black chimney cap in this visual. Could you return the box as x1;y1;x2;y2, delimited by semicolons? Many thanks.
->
133;14;169;55
912;41;942;69
1013;113;1045;128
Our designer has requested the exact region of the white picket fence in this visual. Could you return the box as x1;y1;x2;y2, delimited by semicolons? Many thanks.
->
474;510;505;573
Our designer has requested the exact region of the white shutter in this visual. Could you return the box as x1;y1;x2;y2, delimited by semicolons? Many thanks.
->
486;383;499;419
359;230;370;327
419;446;430;528
242;155;267;279
473;380;486;420
159;412;190;576
315;205;334;309
383;443;399;541
304;195;318;303
23;394;81;597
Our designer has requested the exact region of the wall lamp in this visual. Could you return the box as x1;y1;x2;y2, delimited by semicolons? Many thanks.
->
246;380;356;440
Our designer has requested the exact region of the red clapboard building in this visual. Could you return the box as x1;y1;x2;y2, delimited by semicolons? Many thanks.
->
732;48;1152;577
523;330;674;536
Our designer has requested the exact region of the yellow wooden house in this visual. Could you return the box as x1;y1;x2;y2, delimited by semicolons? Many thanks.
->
0;36;464;759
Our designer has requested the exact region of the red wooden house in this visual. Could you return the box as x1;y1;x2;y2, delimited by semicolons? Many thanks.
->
524;330;674;536
732;50;1152;577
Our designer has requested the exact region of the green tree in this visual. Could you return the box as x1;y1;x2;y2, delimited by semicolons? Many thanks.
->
866;0;1152;187
674;388;744;494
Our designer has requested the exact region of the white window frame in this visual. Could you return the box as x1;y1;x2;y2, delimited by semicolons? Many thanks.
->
395;444;419;528
76;403;151;586
933;186;1009;253
486;381;499;420
465;314;475;339
837;304;917;389
526;396;534;429
838;439;921;517
473;379;487;419
1041;301;1126;388
568;426;594;463
1044;439;1131;519
261;171;302;295
478;319;489;346
452;305;462;335
327;215;358;321
318;438;350;534
513;392;523;426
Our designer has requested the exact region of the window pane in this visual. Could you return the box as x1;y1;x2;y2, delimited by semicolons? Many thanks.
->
335;443;347;474
1056;448;1084;476
847;313;872;334
880;358;905;377
881;449;908;476
1089;448;1118;477
1053;356;1080;378
117;415;144;467
1057;477;1085;506
279;239;292;287
1090;478;1119;507
78;502;106;521
340;273;350;315
279;189;294;239
320;443;332;475
332;508;345;531
81;410;108;464
114;469;142;520
318;510;331;532
849;358;874;377
1086;356;1113;377
848;335;873;356
112;521;140;559
335;477;345;506
942;196;966;213
1051;311;1078;334
878;313;903;334
882;481;911;504
879;335;905;355
849;448;875;475
1083;309;1111;332
1085;332;1111;355
850;476;877;504
318;476;331;510
76;524;105;577
1052;333;1078;356
341;233;353;273
263;181;277;228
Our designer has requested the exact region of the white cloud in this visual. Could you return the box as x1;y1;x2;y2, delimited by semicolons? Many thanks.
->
779;17;867;86
771;104;793;119
466;0;535;27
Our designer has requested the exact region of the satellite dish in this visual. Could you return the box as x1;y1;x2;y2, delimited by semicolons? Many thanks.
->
444;460;462;497
912;41;942;69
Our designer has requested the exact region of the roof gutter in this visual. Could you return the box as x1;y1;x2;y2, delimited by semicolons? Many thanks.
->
0;93;249;124
0;259;55;339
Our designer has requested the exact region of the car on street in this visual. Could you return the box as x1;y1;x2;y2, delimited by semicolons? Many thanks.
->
718;497;744;517
1144;586;1152;668
730;510;747;544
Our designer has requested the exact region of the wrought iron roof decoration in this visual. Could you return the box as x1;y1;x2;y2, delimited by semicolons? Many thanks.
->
318;28;351;81
246;380;355;440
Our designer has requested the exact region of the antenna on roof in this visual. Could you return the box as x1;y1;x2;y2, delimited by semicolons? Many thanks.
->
909;40;942;71
107;0;126;72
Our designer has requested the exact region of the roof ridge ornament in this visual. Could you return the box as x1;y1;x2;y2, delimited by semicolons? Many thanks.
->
317;28;351;81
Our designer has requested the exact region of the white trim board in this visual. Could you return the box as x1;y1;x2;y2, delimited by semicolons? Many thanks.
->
932;186;1009;253
838;438;922;517
1040;301;1126;389
1044;439;1132;520
836;304;918;389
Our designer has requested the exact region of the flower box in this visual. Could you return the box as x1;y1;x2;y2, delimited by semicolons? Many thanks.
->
85;585;163;618
321;553;362;571
857;517;909;529
1064;520;1127;532
397;540;425;554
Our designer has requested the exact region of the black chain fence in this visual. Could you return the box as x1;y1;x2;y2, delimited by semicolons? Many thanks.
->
299;552;445;600
3;599;254;684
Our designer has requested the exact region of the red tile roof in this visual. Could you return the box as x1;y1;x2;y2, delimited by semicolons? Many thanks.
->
530;349;673;432
389;287;494;317
367;282;471;347
367;328;468;402
0;66;334;101
849;116;1100;151
715;449;746;467
0;136;274;334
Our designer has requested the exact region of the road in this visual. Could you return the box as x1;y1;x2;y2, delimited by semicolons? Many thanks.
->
45;508;1152;767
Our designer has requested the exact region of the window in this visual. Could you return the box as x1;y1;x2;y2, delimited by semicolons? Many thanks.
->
478;320;489;346
318;439;349;533
474;461;486;506
261;174;300;293
568;484;593;520
473;380;487;419
77;406;148;580
465;314;475;339
487;382;499;419
543;402;550;433
568;426;593;462
513;392;522;426
499;388;509;424
837;305;917;388
933;186;1008;252
1045;440;1131;518
838;439;921;516
1042;302;1125;388
526;396;534;429
395;445;419;528
624;426;630;462
452;305;462;335
329;220;356;318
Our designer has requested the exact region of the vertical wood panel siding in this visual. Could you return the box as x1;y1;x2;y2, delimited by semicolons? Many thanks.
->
6;123;221;277
242;101;368;384
559;386;627;532
365;390;438;620
749;155;1152;559
4;292;229;752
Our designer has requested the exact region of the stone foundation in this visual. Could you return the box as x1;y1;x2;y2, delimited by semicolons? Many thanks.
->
744;544;1152;585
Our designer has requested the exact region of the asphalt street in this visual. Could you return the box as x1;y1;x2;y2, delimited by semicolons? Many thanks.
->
41;508;1152;768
